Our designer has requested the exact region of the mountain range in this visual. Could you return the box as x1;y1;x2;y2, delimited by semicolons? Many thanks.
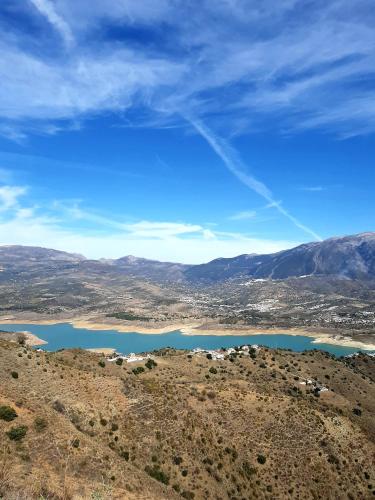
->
1;232;374;284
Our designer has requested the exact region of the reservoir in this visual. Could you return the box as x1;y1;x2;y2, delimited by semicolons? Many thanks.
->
0;322;371;357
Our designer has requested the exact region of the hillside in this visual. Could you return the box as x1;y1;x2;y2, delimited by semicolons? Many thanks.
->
184;233;375;283
0;339;374;499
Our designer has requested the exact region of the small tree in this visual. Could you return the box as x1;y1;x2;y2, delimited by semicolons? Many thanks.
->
34;417;47;431
132;366;145;375
257;454;266;465
145;359;157;370
6;425;28;441
0;406;17;422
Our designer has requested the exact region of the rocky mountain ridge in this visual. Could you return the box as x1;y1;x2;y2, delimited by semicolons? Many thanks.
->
1;232;374;284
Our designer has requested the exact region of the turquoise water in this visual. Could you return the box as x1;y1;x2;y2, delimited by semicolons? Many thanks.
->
0;322;371;357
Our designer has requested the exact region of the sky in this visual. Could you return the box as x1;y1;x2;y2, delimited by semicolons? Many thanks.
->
0;0;374;263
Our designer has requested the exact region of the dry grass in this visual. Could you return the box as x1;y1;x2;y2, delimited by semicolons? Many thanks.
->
0;340;374;499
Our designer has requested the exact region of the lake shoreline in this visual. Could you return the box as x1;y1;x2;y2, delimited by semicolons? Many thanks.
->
0;315;374;351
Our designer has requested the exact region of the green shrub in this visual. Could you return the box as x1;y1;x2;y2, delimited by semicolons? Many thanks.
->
34;417;47;431
11;371;18;379
242;461;257;478
6;425;28;441
71;438;80;448
106;312;150;321
257;454;266;465
145;465;169;485
132;366;145;375
181;491;195;499
120;450;129;461
209;367;217;374
0;405;17;422
145;359;157;370
98;360;105;368
115;358;123;366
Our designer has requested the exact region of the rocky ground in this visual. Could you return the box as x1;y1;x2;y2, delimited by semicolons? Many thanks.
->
0;339;374;499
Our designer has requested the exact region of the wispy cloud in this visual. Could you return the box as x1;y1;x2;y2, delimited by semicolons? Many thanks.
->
0;183;298;263
0;1;374;138
299;186;326;192
228;210;257;221
0;185;27;212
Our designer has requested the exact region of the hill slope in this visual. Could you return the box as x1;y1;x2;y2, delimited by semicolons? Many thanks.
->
184;232;375;283
0;340;374;499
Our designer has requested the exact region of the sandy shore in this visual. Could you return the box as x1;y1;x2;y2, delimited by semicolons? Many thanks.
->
311;335;375;351
1;316;374;351
21;331;48;347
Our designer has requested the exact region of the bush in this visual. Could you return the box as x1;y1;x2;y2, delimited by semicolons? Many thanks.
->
34;417;47;431
0;405;17;422
209;367;217;374
206;353;212;360
132;366;145;375
6;425;28;441
71;438;80;448
243;461;257;478
145;465;169;485
353;407;362;416
145;359;157;370
257;454;266;465
10;371;18;379
98;360;105;368
115;358;123;366
181;491;195;499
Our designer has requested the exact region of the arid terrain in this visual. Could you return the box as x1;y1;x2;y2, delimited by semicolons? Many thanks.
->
0;338;374;499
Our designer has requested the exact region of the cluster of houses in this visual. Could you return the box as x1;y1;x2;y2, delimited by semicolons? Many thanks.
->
299;378;329;393
106;352;151;363
188;344;260;360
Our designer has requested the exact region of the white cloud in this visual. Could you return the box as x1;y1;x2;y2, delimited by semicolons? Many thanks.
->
299;186;325;192
0;187;298;263
0;185;27;212
0;1;374;136
0;43;186;121
229;210;257;221
0;214;297;263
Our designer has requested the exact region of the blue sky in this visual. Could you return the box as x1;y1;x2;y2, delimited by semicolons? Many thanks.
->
0;0;374;263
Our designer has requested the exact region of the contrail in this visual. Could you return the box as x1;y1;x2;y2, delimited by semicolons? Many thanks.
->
187;116;322;241
30;0;74;47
